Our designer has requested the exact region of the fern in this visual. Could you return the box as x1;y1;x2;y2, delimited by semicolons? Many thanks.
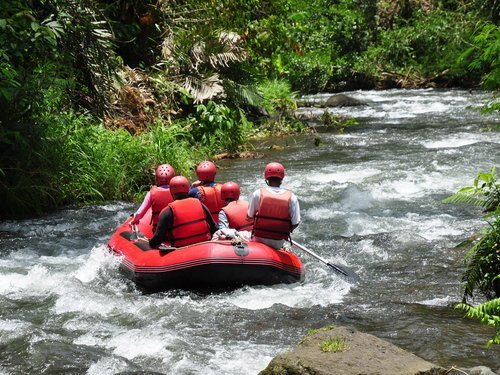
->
456;298;500;347
222;79;263;108
445;167;500;302
461;217;500;300
443;167;500;215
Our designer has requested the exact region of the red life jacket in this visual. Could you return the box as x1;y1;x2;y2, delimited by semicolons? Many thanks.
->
222;200;253;231
198;184;223;223
150;186;174;227
253;189;292;240
168;198;211;247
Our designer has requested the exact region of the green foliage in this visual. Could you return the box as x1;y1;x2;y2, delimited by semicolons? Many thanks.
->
320;337;346;353
444;168;500;300
0;108;208;217
461;218;500;300
321;110;358;133
456;298;500;347
458;22;500;90
2;0;499;218
482;97;500;115
246;0;373;92
443;167;500;217
448;168;500;347
190;101;250;154
307;325;336;335
355;9;471;79
257;79;297;115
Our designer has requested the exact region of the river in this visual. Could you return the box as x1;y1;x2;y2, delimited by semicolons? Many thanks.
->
0;89;499;374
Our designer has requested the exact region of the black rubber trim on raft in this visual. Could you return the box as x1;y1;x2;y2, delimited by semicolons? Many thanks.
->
119;262;304;292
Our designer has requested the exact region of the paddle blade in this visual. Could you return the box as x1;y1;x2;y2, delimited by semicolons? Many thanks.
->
327;262;360;282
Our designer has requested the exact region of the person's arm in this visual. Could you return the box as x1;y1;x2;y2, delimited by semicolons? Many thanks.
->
188;186;201;200
132;191;152;223
289;193;301;232
202;204;219;234
218;210;229;229
149;208;171;248
246;190;259;220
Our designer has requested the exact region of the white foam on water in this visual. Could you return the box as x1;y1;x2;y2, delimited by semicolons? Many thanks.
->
74;245;121;283
105;327;175;360
357;239;389;260
53;282;135;317
306;167;380;185
370;178;427;201
0;264;62;297
205;344;276;375
368;170;462;201
86;357;130;375
404;213;465;241
227;278;350;310
425;133;500;149
0;319;32;343
304;207;342;221
342;211;468;242
416;296;454;307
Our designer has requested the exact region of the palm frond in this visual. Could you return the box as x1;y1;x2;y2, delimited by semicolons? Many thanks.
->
182;74;224;103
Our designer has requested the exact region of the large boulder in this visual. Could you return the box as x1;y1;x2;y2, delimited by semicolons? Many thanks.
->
295;94;367;108
259;326;442;375
324;94;367;107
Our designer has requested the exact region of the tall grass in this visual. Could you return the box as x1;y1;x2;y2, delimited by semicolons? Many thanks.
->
0;111;212;218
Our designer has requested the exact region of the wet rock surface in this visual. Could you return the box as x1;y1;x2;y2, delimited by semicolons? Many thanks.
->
259;326;499;375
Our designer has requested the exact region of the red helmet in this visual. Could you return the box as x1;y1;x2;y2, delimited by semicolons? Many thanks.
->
169;176;190;196
264;162;285;180
196;161;217;182
155;164;175;185
221;181;241;201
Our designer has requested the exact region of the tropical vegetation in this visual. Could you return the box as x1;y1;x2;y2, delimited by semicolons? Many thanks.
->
445;168;500;346
1;0;499;218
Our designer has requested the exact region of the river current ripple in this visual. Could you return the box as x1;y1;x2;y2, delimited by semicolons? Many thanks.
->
0;89;499;374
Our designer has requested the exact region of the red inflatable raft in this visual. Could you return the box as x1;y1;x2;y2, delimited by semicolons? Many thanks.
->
107;208;304;291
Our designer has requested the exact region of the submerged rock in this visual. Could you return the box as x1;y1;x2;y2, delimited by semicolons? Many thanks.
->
259;326;442;375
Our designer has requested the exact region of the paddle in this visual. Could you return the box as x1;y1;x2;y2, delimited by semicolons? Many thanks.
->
291;240;360;282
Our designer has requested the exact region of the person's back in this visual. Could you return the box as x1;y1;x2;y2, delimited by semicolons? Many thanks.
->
149;176;218;248
168;197;212;247
219;182;253;232
189;161;224;223
132;164;175;229
247;162;300;249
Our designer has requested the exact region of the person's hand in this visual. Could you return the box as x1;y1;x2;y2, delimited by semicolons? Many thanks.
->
191;180;202;187
137;235;149;242
130;215;140;225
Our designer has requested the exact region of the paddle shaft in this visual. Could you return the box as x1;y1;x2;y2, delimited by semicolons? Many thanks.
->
291;240;349;277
